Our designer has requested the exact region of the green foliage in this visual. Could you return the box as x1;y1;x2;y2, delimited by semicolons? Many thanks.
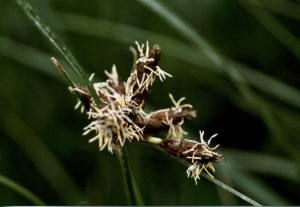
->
0;0;300;205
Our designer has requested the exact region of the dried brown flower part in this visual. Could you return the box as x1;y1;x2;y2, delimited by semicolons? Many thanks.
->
162;131;223;184
128;42;161;106
126;42;171;108
136;94;196;140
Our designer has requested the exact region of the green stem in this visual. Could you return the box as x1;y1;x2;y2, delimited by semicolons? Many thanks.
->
115;146;140;206
202;173;262;206
0;174;46;205
152;144;262;206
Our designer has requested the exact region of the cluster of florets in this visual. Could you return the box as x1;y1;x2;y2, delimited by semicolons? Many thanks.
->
70;41;222;183
162;131;223;184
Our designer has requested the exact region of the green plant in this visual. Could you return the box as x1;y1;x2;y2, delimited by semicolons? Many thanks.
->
1;0;299;205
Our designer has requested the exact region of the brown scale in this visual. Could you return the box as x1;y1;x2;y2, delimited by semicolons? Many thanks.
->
131;45;161;107
135;108;196;134
161;139;223;164
76;70;126;109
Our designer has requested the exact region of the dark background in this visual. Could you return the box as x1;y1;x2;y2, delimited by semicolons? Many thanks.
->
0;0;300;205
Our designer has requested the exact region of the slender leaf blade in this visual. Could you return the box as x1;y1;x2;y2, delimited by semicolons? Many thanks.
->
15;0;102;108
0;174;46;205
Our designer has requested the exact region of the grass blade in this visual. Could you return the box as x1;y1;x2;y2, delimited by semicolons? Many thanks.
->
137;0;223;66
14;0;102;109
0;174;46;205
1;110;83;205
227;149;299;183
251;0;300;22
220;158;291;205
0;35;62;80
238;0;300;61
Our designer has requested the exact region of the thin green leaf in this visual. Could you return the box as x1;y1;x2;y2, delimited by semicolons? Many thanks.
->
224;60;300;166
227;149;299;183
0;174;46;205
0;35;62;80
136;0;223;66
238;0;300;61
14;0;102;109
220;158;292;205
1;110;83;205
250;0;300;22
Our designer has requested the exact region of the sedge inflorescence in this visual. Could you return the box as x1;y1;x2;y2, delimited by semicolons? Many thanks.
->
162;131;223;184
69;41;223;184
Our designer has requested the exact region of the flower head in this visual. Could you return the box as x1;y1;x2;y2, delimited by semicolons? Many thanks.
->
70;41;194;153
65;41;222;184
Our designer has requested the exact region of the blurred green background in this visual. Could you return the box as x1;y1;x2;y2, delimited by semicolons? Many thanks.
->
1;0;300;205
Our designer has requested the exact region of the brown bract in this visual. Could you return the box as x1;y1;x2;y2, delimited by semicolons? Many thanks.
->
162;131;224;184
162;138;223;164
136;106;196;134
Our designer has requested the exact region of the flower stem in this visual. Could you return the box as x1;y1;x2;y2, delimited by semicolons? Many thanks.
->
115;146;143;205
202;173;262;206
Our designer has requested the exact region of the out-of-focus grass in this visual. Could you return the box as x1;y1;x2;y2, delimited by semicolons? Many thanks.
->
0;0;300;205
